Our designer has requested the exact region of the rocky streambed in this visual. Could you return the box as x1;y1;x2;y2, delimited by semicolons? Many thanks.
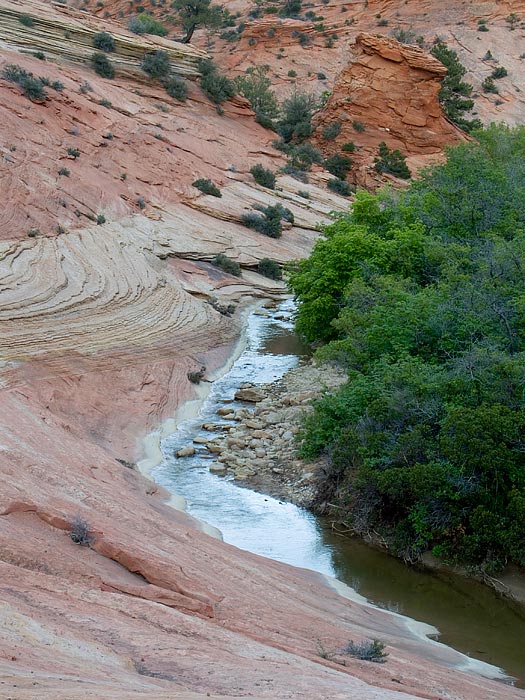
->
192;362;346;504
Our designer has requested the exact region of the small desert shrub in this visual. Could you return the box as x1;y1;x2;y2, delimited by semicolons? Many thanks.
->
91;52;115;79
280;0;302;17
33;50;46;60
317;72;326;80
141;50;170;79
193;178;221;197
482;76;498;93
491;66;508;79
2;64;47;101
212;253;241;276
70;515;94;546
163;75;187;101
92;31;115;52
96;214;106;224
297;189;310;198
99;98;112;107
198;59;236;105
287;69;297;78
282;164;308;182
258;257;282;280
288;142;323;171
137;196;146;209
67;147;80;159
344;639;388;663
128;13;168;36
250;164;276;188
241;203;293;238
277;90;317;143
18;13;34;27
327;177;351;196
234;66;279;125
352;120;365;132
324;153;352;179
58;167;70;176
187;366;206;383
374;141;411;179
27;228;40;237
341;141;355;152
322;120;342;141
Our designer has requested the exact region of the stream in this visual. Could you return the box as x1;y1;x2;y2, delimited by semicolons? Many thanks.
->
152;300;525;687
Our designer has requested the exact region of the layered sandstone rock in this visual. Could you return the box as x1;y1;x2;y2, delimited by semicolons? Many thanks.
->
312;33;468;185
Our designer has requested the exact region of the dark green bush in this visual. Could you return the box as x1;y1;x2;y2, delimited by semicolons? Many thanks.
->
344;640;388;663
2;64;47;101
352;120;365;132
250;163;276;188
258;257;282;280
212;253;241;276
92;31;115;52
324;153;352;179
341;141;355;153
233;67;279;124
91;52;115;79
141;51;171;79
327;177;351;196
192;178;221;197
67;147;80;159
198;58;236;104
58;167;70;176
482;76;498;93
33;51;46;60
374;142;411;179
277;90;317;143
163;76;187;101
288;142;323;171
491;66;508;79
322;120;342;141
280;0;301;17
241;203;292;238
18;14;34;27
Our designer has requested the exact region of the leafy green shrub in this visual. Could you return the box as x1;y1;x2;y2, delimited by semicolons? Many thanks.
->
322;120;342;140
282;164;308;182
250;163;276;188
491;66;508;79
280;0;302;18
198;58;236;104
212;253;241;276
327;177;351;196
258;257;282;280
91;52;115;79
234;66;279;124
374;142;411;179
324;153;352;179
277;90;317;143
482;76;498;93
18;14;34;27
96;214;106;225
288;142;323;171
241;203;293;238
192;178;221;197
128;13;168;36
58;167;70;177
67;147;80;159
33;51;46;60
317;72;326;80
430;40;481;132
92;31;115;52
341;141;355;152
352;120;365;132
344;640;388;663
287;69;297;78
2;64;47;101
163;75;187;101
141;51;171;79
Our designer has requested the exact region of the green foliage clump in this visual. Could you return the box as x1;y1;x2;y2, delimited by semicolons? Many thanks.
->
171;0;223;43
241;203;293;238
163;75;187;101
92;31;115;52
324;153;351;179
491;66;508;79
18;14;34;27
374;141;411;179
327;177;351;196
212;253;241;276
250;163;276;188
198;58;236;105
482;76;498;93
280;0;302;17
2;64;47;101
67;147;81;159
91;52;115;79
258;257;282;280
128;13;168;36
141;51;171;79
277;90;317;143
341;141;355;153
234;67;279;124
322;120;342;141
344;640;388;663
352;120;365;132
192;178;221;197
289;125;525;571
430;40;481;133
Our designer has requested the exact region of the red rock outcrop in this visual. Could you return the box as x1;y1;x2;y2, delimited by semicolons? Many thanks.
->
311;33;468;185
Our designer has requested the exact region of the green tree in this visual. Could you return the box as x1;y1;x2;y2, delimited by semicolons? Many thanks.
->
171;0;224;43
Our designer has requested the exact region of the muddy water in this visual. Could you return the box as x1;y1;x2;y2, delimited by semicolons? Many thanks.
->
152;300;525;687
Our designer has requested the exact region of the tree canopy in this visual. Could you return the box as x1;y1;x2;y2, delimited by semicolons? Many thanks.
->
171;0;224;43
289;124;525;571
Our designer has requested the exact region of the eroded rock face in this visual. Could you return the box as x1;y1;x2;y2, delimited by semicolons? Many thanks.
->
312;33;467;185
